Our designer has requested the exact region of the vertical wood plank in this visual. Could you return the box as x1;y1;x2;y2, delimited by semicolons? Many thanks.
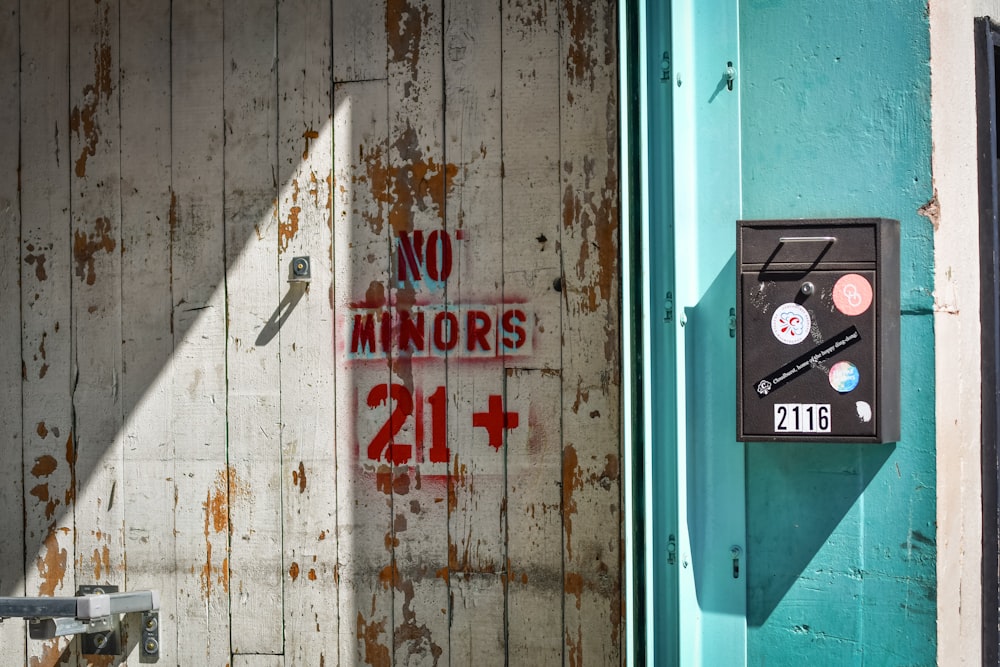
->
332;0;387;83
449;575;506;665
333;79;395;666
558;1;623;664
501;0;563;373
119;0;177;663
171;1;232;663
0;0;24;663
442;1;507;663
224;0;283;654
505;369;564;663
386;0;450;662
20;3;77;665
68;14;126;667
276;0;338;664
502;1;566;661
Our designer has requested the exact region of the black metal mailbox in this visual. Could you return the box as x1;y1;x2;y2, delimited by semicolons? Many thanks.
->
736;218;900;443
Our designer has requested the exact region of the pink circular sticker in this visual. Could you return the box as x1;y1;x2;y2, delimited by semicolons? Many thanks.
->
833;274;873;316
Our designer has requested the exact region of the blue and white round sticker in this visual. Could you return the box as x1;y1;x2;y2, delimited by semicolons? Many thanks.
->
829;361;860;393
770;303;811;345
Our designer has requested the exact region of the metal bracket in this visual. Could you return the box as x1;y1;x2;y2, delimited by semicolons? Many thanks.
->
661;51;671;81
141;610;161;663
289;255;311;282
77;586;120;658
0;586;160;662
28;615;113;640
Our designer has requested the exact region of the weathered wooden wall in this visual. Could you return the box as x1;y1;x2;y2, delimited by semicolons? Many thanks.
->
0;0;620;665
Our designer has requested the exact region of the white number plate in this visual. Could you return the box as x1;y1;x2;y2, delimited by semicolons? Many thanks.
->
773;403;831;434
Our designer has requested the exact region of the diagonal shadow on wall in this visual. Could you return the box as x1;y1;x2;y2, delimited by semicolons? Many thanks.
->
681;256;896;628
745;441;894;626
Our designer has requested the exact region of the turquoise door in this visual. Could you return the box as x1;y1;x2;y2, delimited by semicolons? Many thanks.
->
628;0;746;663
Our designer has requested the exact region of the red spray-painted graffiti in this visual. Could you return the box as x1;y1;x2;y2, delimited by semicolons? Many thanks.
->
343;229;529;470
397;229;452;283
345;306;529;360
364;384;518;464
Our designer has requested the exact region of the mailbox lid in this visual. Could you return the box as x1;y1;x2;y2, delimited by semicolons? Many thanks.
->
738;218;890;268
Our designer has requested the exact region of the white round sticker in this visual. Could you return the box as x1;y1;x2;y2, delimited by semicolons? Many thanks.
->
770;303;811;345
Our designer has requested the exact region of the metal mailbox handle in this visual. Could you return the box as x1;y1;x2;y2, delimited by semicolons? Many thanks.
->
778;236;837;244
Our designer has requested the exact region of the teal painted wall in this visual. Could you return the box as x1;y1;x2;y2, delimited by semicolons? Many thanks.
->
739;2;936;665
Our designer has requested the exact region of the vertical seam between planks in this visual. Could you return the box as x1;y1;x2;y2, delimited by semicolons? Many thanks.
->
16;1;27;646
323;3;343;665
167;0;179;659
556;2;566;665
115;0;128;601
439;1;452;664
614;9;623;659
383;19;396;660
67;0;79;597
497;1;510;664
611;7;623;660
273;0;287;657
327;3;341;665
221;1;234;660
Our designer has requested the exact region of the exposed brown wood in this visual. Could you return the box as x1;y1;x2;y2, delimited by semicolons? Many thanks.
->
386;0;451;663
334;78;396;667
559;1;623;663
69;12;126;663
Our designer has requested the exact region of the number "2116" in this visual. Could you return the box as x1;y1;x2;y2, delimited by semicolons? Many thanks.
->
774;403;831;433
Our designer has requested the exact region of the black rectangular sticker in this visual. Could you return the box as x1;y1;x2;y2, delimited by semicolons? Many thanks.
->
754;326;861;398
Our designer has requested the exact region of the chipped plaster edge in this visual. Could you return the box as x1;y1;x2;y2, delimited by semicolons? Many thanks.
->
929;2;994;664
